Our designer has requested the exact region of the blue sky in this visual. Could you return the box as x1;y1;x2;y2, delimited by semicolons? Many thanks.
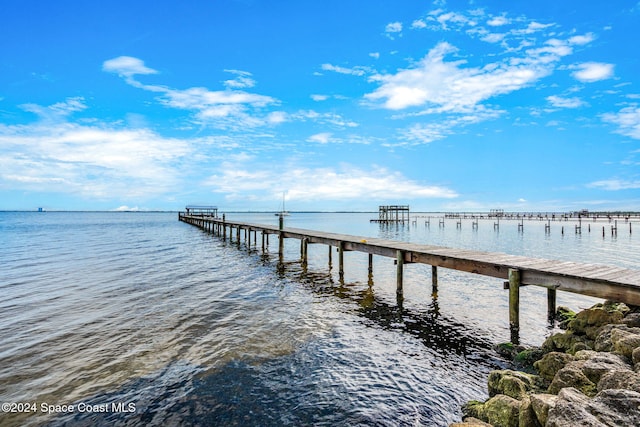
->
1;0;639;212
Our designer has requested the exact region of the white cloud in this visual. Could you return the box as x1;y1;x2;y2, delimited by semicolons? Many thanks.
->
307;132;333;144
487;16;510;27
311;94;329;101
588;179;640;190
369;52;380;59
546;95;586;108
103;56;158;78
365;41;551;111
602;106;640;139
0;110;190;199
20;97;88;119
571;62;614;82
222;69;256;89
204;163;458;202
411;19;427;29
103;56;280;130
385;22;403;33
569;33;595;45
321;63;369;76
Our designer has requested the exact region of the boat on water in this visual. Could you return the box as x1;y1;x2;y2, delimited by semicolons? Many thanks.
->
275;192;290;216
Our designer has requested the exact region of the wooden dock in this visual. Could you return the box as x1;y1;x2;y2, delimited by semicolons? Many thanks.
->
178;212;640;344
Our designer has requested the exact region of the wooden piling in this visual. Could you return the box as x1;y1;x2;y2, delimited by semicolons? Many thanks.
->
432;265;438;294
338;242;345;280
508;268;520;345
548;288;557;322
396;250;404;296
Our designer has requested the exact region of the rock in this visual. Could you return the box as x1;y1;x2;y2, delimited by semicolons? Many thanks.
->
487;370;544;400
595;324;618;352
581;352;631;384
594;324;640;352
547;387;640;427
534;352;576;381
450;418;493;427
517;395;541;427
483;395;520;427
622;312;640;328
598;369;640;393
591;388;640;426
513;347;544;369
529;393;557;427
612;331;640;359
548;361;597;396
633;346;640;365
462;400;486;421
542;331;593;354
568;304;624;336
555;306;576;329
574;349;597;360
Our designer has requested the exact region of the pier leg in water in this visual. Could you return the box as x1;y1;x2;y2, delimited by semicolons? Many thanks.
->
338;242;345;282
368;253;373;285
548;288;557;324
328;245;332;270
432;265;438;296
396;250;404;300
509;268;521;345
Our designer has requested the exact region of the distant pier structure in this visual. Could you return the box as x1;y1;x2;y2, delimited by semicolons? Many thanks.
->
371;205;410;224
184;205;219;217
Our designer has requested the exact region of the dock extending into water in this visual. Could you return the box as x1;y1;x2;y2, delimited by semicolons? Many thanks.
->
178;212;640;344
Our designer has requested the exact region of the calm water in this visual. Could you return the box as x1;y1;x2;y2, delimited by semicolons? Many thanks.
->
1;211;638;426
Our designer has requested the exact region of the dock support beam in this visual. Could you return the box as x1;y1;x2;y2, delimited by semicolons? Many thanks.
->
509;268;521;345
338;242;345;280
432;265;438;294
396;250;404;297
548;288;557;322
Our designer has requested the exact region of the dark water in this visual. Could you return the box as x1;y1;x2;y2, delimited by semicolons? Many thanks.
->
1;212;638;426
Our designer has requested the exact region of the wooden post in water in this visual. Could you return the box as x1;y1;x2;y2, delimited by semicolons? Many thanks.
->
548;288;557;322
301;238;308;266
368;253;373;276
508;268;521;345
396;250;404;297
278;215;284;257
328;245;332;267
432;265;438;294
338;242;345;280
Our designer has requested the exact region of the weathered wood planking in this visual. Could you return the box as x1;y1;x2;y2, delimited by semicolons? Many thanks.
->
178;215;640;306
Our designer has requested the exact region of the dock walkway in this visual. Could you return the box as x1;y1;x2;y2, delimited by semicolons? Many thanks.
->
178;213;640;344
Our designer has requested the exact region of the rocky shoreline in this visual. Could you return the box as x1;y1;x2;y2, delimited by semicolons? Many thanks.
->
451;301;640;427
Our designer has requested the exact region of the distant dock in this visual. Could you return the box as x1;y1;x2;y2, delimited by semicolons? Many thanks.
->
179;210;640;344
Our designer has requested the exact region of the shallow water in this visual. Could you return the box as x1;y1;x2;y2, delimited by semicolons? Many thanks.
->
1;211;638;426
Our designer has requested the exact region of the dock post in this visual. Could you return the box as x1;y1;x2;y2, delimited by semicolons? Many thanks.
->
328;245;332;268
432;265;438;294
508;268;521;345
548;288;557;323
368;253;373;276
338;242;345;280
261;232;265;251
301;238;308;266
396;250;404;297
278;215;284;257
222;215;226;241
